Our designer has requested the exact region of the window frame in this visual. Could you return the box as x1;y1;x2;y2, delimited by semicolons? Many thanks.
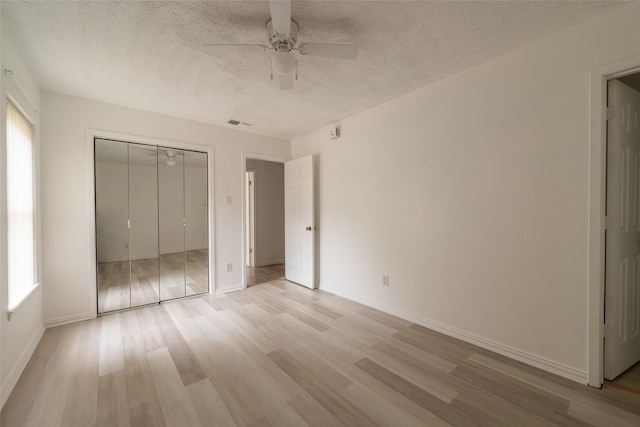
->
5;95;39;313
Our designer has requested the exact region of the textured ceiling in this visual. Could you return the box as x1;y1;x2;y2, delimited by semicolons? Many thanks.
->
1;1;627;139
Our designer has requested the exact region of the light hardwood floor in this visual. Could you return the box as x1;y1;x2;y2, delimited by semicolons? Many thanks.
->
245;264;285;287
3;280;640;427
608;361;640;395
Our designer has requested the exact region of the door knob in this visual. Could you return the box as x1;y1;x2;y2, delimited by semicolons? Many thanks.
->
306;226;311;231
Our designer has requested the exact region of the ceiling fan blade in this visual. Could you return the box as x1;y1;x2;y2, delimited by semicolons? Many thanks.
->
278;73;294;90
202;44;270;55
269;0;291;35
297;43;359;60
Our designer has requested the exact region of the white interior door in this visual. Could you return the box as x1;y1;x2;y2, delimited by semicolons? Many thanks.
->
605;79;640;380
285;155;315;288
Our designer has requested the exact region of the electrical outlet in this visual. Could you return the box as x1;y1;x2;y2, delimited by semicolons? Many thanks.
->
226;263;233;272
382;275;389;287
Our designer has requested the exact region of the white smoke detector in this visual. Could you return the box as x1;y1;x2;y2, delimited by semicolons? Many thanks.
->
329;126;340;139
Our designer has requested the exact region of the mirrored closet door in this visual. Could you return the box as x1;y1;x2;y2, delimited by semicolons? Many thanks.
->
185;151;209;296
95;139;209;314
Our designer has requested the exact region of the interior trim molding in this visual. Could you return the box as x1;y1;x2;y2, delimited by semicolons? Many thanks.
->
85;128;216;316
322;285;588;385
44;312;93;329
1;324;45;409
216;283;243;294
240;152;289;289
587;54;640;387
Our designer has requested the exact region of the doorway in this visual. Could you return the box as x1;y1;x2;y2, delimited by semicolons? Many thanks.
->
587;55;640;388
245;171;256;268
603;73;640;386
243;156;286;287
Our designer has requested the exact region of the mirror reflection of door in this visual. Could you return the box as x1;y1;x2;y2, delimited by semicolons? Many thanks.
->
95;139;209;313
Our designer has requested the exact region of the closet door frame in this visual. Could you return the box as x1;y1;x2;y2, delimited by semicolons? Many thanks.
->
87;129;215;317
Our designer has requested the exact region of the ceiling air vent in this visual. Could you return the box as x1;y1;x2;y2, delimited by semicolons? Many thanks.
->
227;119;251;127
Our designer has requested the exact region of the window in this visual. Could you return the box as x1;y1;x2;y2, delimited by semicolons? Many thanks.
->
6;100;37;309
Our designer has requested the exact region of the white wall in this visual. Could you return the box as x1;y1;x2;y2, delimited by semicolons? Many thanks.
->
246;159;285;266
0;19;44;407
41;91;289;325
292;4;640;383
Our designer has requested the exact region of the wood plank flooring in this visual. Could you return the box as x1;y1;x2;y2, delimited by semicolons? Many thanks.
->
246;264;285;287
3;280;640;427
607;361;640;396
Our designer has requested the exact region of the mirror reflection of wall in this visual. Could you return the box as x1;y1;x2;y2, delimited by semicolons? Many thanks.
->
184;151;209;296
95;139;209;313
95;140;131;312
129;144;160;308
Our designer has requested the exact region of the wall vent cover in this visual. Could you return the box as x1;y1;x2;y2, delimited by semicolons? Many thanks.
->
227;119;251;126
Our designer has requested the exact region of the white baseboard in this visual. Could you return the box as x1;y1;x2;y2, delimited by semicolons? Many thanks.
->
44;312;93;328
1;324;45;409
216;283;242;294
321;285;588;385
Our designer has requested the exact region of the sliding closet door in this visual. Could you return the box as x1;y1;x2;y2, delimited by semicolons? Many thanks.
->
95;140;131;313
129;144;160;307
185;151;209;296
159;148;186;300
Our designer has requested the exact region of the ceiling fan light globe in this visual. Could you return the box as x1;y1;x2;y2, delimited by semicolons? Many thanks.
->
272;51;296;75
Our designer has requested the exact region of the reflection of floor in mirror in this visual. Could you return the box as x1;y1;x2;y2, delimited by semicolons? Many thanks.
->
246;263;285;287
97;260;131;313
186;248;209;295
98;249;209;313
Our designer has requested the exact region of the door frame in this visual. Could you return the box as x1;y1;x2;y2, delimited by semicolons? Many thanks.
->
86;129;216;317
245;171;256;268
241;152;287;288
588;55;640;387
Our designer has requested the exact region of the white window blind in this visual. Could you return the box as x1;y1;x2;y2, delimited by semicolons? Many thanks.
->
6;100;36;309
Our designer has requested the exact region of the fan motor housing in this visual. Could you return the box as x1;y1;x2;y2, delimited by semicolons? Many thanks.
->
267;19;298;51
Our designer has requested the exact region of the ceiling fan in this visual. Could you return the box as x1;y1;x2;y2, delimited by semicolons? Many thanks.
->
203;0;359;90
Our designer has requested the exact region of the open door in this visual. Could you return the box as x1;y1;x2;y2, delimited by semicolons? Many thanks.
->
285;155;315;288
605;79;640;379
